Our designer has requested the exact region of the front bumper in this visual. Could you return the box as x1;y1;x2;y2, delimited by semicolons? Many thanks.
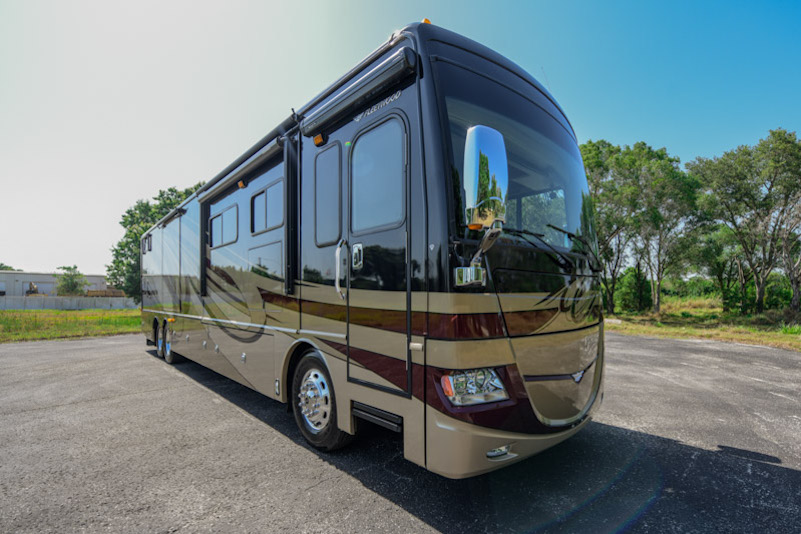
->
425;388;602;479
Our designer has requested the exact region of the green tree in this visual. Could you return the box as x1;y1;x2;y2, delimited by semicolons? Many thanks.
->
691;225;740;311
107;183;203;303
580;139;627;315
688;129;801;313
615;142;699;313
778;158;801;312
55;265;89;296
0;263;17;271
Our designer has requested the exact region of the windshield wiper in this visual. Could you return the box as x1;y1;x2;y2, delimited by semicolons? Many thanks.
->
503;228;575;271
545;224;603;273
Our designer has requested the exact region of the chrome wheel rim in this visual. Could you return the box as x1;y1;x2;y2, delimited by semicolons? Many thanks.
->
297;367;331;434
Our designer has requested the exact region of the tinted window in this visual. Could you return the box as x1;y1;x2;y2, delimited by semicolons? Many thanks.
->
435;61;595;249
351;119;404;233
251;191;266;233
315;145;341;246
251;181;284;233
222;207;237;244
267;182;283;229
211;215;222;247
211;206;237;247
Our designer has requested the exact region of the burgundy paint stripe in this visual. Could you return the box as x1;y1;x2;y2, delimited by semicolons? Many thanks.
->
428;312;505;339
321;339;409;393
504;308;559;337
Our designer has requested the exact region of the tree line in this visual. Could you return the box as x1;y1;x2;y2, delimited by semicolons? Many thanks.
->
582;128;801;316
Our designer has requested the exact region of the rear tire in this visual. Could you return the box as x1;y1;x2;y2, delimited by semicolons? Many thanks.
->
156;321;166;358
163;325;183;364
291;350;353;451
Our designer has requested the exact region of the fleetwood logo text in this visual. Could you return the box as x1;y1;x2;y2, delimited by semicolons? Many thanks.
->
353;91;402;122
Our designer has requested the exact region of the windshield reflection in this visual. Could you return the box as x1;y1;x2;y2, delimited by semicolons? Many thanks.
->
437;62;595;252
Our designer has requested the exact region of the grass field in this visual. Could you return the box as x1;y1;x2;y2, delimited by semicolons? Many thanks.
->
0;309;141;343
604;296;801;352
1;300;798;352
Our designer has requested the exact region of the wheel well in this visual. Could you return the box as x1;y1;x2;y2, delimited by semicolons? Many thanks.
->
285;341;314;408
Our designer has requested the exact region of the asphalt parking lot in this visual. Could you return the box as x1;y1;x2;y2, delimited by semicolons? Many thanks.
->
1;333;799;533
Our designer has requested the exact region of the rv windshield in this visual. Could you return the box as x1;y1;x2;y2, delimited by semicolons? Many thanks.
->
436;61;596;253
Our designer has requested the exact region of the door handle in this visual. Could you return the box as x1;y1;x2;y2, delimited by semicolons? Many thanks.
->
352;243;363;270
334;238;347;300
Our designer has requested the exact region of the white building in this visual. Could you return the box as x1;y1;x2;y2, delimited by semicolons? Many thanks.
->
0;271;107;297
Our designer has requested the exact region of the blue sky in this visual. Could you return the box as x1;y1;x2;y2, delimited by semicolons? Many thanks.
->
1;0;799;273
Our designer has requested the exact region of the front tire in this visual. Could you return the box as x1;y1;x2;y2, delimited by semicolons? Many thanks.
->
291;351;353;451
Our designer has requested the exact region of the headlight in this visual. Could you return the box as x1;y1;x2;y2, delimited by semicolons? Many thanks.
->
440;368;509;406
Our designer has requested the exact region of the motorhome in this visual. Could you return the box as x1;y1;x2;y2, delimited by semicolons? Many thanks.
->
141;21;604;479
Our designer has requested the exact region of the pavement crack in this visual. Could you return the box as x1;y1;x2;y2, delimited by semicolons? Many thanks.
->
302;473;343;493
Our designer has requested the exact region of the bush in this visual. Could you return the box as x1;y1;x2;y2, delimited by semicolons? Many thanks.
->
617;266;652;312
55;265;89;296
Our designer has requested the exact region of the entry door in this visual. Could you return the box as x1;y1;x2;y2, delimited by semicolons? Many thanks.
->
346;116;411;395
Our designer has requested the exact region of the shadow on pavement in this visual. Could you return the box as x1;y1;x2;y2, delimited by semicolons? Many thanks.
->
161;353;801;533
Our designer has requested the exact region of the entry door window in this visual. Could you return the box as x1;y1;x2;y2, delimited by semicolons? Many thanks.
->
351;118;405;234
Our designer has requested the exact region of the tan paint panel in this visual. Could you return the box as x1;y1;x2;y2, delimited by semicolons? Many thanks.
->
511;327;600;376
425;405;593;479
349;288;408;311
525;363;598;421
348;365;400;390
427;338;515;369
429;292;501;314
348;323;407;361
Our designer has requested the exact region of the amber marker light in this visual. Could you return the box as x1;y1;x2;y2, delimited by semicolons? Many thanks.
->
440;374;455;397
467;223;483;231
422;18;431;24
237;180;246;189
313;133;326;146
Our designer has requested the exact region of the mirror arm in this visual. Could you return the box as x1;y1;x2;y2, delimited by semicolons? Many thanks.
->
456;221;503;288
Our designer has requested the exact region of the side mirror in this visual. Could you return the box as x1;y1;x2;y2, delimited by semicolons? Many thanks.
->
463;125;508;231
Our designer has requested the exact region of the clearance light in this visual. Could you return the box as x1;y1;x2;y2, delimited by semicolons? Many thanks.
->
313;133;326;147
237;180;246;189
486;444;511;459
422;18;431;24
467;223;483;231
440;368;508;406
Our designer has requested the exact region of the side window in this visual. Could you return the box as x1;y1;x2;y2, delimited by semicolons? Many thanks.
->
210;205;238;248
251;191;266;233
351;118;405;234
314;144;341;246
251;181;284;234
